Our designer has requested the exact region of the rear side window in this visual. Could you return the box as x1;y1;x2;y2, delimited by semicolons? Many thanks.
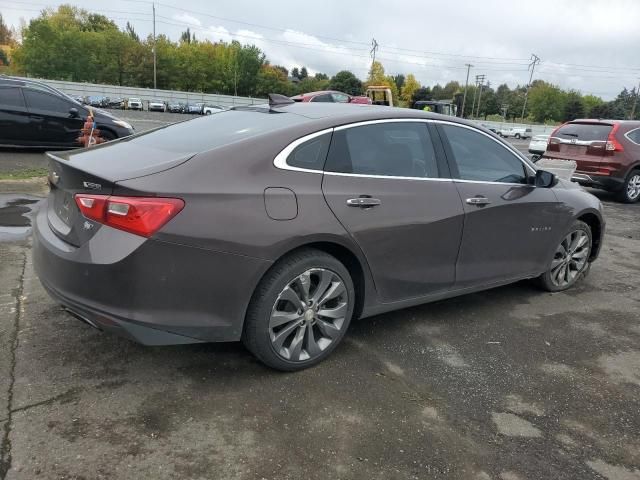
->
23;89;71;113
286;133;331;170
442;124;527;184
0;87;26;108
626;129;640;145
325;122;439;178
310;94;333;103
554;123;612;141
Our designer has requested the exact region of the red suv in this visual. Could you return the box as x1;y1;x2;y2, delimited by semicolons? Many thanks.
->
542;120;640;203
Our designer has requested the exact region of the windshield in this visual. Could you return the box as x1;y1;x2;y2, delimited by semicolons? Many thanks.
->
555;123;612;142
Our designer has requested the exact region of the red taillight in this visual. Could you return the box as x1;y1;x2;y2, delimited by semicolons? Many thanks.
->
75;194;184;237
605;123;624;152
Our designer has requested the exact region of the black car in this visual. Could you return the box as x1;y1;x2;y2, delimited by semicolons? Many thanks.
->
86;95;109;108
168;102;185;113
0;76;135;148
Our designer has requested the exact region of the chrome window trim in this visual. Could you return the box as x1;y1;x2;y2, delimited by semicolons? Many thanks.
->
624;127;640;146
273;118;535;183
323;171;453;182
272;128;333;173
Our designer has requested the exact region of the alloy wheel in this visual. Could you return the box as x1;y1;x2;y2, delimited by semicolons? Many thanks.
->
269;268;348;362
626;173;640;201
550;230;591;287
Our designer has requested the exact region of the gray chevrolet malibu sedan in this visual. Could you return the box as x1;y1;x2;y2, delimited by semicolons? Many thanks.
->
34;98;604;371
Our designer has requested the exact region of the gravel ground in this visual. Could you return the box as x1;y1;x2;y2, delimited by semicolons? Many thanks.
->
0;116;639;480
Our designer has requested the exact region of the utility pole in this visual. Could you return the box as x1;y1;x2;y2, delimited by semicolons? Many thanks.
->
152;3;157;90
471;74;485;119
629;79;640;120
461;63;473;118
476;79;488;118
370;38;379;65
521;53;540;122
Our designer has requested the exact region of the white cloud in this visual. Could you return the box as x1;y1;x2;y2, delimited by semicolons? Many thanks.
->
173;12;201;27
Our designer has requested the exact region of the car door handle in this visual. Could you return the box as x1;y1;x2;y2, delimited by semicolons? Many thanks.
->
465;196;491;206
347;197;382;208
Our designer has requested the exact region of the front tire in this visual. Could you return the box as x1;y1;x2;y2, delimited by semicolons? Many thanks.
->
615;169;640;203
536;220;592;292
243;249;355;371
515;133;521;139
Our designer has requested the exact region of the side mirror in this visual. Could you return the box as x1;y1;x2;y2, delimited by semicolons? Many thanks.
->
532;169;557;188
69;107;79;118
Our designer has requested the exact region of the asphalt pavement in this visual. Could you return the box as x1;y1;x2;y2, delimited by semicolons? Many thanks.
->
0;115;639;480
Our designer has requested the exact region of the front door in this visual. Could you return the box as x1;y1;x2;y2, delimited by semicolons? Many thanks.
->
322;121;465;302
23;88;84;147
437;123;566;288
0;86;31;146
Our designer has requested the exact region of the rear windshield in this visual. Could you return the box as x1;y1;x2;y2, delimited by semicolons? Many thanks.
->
555;123;612;141
130;109;306;153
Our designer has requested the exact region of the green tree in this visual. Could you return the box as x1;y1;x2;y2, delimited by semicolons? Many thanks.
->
125;22;139;42
400;74;420;107
528;81;565;122
291;67;299;79
412;87;433;103
562;91;584;122
393;74;405;93
581;94;603;117
255;64;290;96
299;66;308;79
0;13;14;44
328;70;363;95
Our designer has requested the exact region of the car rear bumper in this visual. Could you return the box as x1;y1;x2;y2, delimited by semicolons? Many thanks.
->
33;201;272;345
571;173;624;191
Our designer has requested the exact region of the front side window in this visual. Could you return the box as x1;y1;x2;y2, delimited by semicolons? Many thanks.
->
0;87;26;109
23;89;71;113
325;122;439;178
442;124;528;184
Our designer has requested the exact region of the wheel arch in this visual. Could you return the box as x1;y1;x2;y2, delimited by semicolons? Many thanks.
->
576;210;603;261
247;237;374;326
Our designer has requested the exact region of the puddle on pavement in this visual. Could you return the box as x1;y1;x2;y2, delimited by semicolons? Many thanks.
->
0;195;42;241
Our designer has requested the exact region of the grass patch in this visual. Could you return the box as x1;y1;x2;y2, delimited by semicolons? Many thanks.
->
0;168;48;180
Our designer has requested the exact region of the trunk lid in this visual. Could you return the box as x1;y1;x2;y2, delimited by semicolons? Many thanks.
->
545;122;612;174
46;138;196;246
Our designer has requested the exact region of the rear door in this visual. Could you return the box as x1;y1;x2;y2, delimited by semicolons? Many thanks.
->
322;120;464;302
23;88;84;147
545;122;612;174
437;122;566;287
0;86;31;146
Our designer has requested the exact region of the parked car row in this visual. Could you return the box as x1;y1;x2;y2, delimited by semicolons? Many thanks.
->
71;95;225;114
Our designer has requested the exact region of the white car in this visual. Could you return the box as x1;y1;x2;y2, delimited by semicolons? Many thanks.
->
127;98;143;110
528;134;550;161
148;99;166;112
203;104;225;115
498;127;532;139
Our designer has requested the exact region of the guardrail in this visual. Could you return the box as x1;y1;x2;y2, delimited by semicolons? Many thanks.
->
471;120;557;137
22;77;266;108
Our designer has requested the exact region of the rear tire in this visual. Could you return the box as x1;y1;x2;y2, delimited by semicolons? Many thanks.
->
615;169;640;203
536;220;592;292
515;133;521;139
243;249;355;371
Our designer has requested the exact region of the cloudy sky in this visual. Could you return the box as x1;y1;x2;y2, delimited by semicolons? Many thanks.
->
3;0;640;99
